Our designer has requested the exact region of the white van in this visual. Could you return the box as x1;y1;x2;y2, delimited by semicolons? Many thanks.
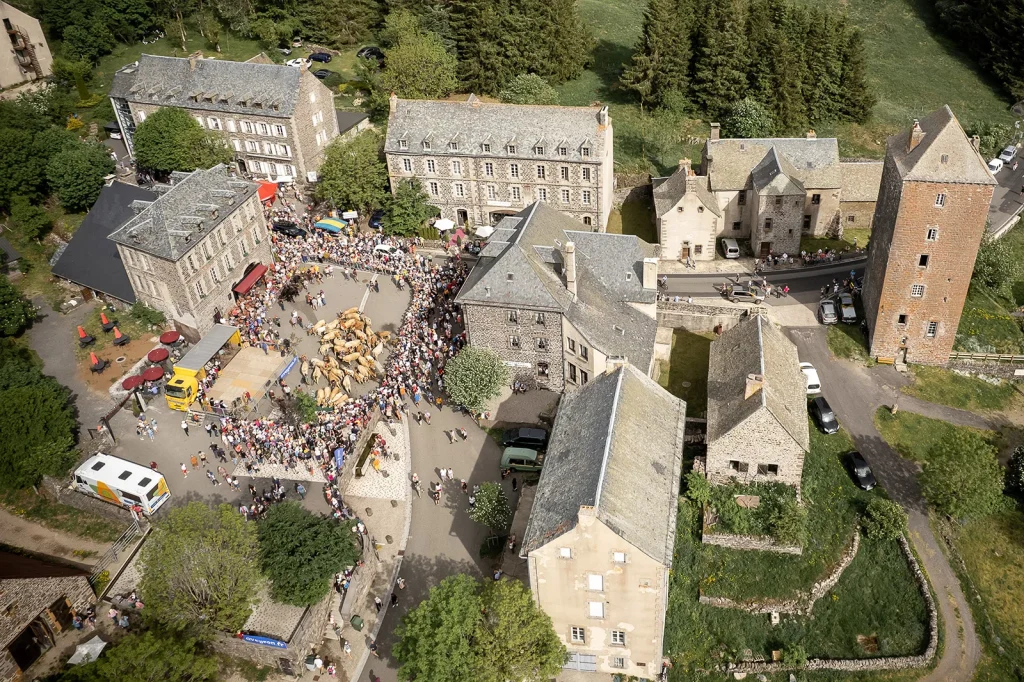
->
720;238;741;259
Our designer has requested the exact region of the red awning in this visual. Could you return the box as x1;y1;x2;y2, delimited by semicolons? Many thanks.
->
159;330;181;345
121;375;144;391
142;366;165;382
233;264;269;295
257;181;277;203
148;347;170;363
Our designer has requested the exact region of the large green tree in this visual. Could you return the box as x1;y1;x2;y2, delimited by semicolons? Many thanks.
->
0;129;47;210
443;346;510;411
690;0;748;119
133;108;233;175
258;502;361;606
382;180;437;236
723;97;776;138
621;0;692;107
316;131;389;213
498;74;558;105
47;142;115;212
920;430;1007;519
469;481;511;533
140;502;262;633
62;630;218;682
0;276;36;336
379;23;459;100
393;574;565;682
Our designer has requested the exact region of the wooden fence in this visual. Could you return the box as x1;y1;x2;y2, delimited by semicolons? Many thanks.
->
948;352;1024;363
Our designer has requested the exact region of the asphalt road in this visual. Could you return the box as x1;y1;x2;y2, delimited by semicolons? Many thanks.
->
989;155;1024;234
663;260;866;305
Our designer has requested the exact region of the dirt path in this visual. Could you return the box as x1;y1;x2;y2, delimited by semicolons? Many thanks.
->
0;507;113;566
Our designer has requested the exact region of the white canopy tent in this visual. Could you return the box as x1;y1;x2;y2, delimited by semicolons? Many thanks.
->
434;218;455;232
474;225;495;238
67;636;107;665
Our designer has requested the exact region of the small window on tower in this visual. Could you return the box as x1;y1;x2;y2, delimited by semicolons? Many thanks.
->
940;154;949;164
934;193;946;208
919;254;929;267
897;314;908;325
927;321;938;337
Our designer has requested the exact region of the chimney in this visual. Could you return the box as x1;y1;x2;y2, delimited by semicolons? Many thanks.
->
598;105;609;127
744;373;764;400
907;119;924;152
188;51;202;71
564;241;578;300
710;122;720;141
678;158;691;174
389;92;398;114
642;257;658;290
685;168;698;194
806;129;816;139
971;135;981;153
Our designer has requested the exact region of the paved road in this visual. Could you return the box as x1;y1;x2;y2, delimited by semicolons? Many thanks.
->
662;261;865;305
786;327;980;682
989;157;1024;236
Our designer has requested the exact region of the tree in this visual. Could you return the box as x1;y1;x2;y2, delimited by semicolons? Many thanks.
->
140;502;262;633
382;180;437;236
443;346;510;411
315;131;389;213
379;25;458;99
723;97;776;138
0;128;47;210
393;574;565;682
862;498;908;541
690;0;749;119
8;196;51;241
449;0;508;93
972;235;1018;294
258;502;361;606
920;430;1006;519
498;73;558;105
621;0;692;107
470;482;511;532
0;276;36;336
47;142;115;211
1006;446;1024;494
67;630;218;682
290;390;320;424
133;108;233;175
684;470;711;506
838;29;875;122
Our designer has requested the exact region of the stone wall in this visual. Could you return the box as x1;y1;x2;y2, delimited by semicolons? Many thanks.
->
945;359;1024;380
701;531;803;555
699;532;859;614
656;300;767;334
40;475;137;524
463;303;564;391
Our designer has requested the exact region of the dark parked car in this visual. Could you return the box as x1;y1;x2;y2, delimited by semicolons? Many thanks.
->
848;451;876;490
501;427;549;451
809;396;839;434
369;210;384;230
312;69;331;79
309;52;332;63
357;46;385;61
272;221;307;238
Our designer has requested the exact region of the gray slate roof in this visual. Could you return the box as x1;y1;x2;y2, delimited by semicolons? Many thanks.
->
108;165;258;261
385;97;608;163
839;161;884;202
751;148;805;196
887;105;996;186
110;54;302;118
335;111;369;134
0;236;20;264
706;137;841;191
652;168;721;218
52;182;157;302
456;203;658;369
706;314;809;451
522;364;686;565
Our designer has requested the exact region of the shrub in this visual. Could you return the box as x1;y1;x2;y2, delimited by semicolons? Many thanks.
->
1007;446;1024;495
862;498;908;540
684;471;711;506
129;302;166;326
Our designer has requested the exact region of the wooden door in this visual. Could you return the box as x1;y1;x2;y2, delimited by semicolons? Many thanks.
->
759;242;772;258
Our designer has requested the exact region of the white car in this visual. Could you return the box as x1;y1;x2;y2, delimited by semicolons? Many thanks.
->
286;58;310;68
373;243;403;256
999;145;1018;164
800;362;821;394
988;158;1004;173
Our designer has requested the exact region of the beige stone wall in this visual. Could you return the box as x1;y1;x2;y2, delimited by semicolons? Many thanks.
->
802;188;841;237
562;317;606;389
839;200;876;232
463;302;564;391
0;2;52;89
706;409;806;488
658;192;720;262
528;514;667;680
293;70;339;179
714;189;754;242
754;193;802;257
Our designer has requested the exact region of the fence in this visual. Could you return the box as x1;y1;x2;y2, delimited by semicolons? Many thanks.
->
947;352;1024;363
89;517;146;596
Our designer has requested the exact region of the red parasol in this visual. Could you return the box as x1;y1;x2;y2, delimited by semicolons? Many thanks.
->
142;366;164;382
148;347;170;363
159;330;181;345
121;375;144;391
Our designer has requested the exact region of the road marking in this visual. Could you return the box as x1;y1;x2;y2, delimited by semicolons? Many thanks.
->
358;274;377;313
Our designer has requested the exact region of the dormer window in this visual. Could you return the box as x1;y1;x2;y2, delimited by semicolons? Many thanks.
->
423;140;431;151
398;139;408;150
535;145;544;155
558;147;567;156
482;143;491;153
507;144;516;155
449;141;459;151
581;147;591;157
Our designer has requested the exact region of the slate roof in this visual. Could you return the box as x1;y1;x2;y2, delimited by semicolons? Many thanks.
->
706;137;841;191
839;161;884;202
336;111;369;134
110;54;302;118
456;203;658;369
52;182;157;302
706;314;809;451
887;105;996;186
108;165;257;262
522;364;686;565
751;148;805;196
0;236;20;264
652;168;721;218
385;97;608;163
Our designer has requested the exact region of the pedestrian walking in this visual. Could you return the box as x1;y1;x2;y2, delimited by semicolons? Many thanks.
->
119;614;130;630
180;463;188;478
461;479;468;494
343;641;352;658
181;420;189;436
423;410;431;425
204;423;213;437
296;483;306;499
151;417;158;433
146;426;155;441
397;577;406;590
369;641;380;658
390;593;398;607
199;451;208;465
512;477;518;492
446;467;453;481
374;596;383;612
190;454;199;469
445;429;455;444
206;470;219;486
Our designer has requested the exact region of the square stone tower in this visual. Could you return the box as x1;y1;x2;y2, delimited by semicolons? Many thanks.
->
861;106;997;364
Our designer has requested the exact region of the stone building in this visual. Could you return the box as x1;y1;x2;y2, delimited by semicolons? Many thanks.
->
0;2;51;89
109;53;339;182
705;314;809;489
108;165;274;341
839;161;883;232
455;202;658;392
1;551;95;682
862;106;996;364
653;126;883;262
522;363;685;680
385;94;614;229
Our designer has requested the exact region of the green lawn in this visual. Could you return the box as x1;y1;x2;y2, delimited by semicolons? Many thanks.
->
902;365;1021;412
827;324;871;363
955;285;1024;354
874;408;997;464
0;488;123;543
656;329;712;416
606;194;657;243
699;427;875;601
801;227;872;254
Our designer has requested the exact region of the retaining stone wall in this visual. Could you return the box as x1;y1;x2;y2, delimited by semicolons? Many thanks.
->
657;301;767;334
701;531;803;555
40;475;137;524
945;359;1024;381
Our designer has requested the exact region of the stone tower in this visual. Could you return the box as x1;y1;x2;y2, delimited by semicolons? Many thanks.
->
861;106;996;364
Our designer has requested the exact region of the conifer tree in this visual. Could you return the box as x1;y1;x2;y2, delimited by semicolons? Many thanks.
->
450;0;508;93
539;0;592;83
839;28;876;122
690;0;748;118
621;0;691;106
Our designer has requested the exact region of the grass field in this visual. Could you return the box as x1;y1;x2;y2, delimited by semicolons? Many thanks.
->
656;329;712;414
827;323;872;363
955;285;1024;354
874;408;997;463
606;194;657;242
902;365;1021;412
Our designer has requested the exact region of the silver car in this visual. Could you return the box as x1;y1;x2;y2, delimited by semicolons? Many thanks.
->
819;299;838;325
999;145;1018;164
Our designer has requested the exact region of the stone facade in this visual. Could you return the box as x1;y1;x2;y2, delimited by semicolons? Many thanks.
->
0;2;52;90
753;189;805;258
839;199;877;231
385;96;614;229
656;300;767;334
705;409;808;488
862;108;996;364
463;303;565;391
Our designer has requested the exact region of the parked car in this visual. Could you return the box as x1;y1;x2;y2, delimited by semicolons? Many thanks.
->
373;243;404;256
286;58;310;68
818;299;838;325
837;292;857;324
999;145;1018;164
309;52;332;63
720;238;741;259
500;447;544;472
809;397;839;434
727;284;765;304
800;362;821;394
369;210;384;230
988;158;1004;173
848;451;876;490
277;47;292;55
501;427;549;450
357;46;385;61
312;69;331;79
272;221;307;238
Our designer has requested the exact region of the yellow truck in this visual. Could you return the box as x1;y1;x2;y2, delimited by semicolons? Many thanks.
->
165;325;241;411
